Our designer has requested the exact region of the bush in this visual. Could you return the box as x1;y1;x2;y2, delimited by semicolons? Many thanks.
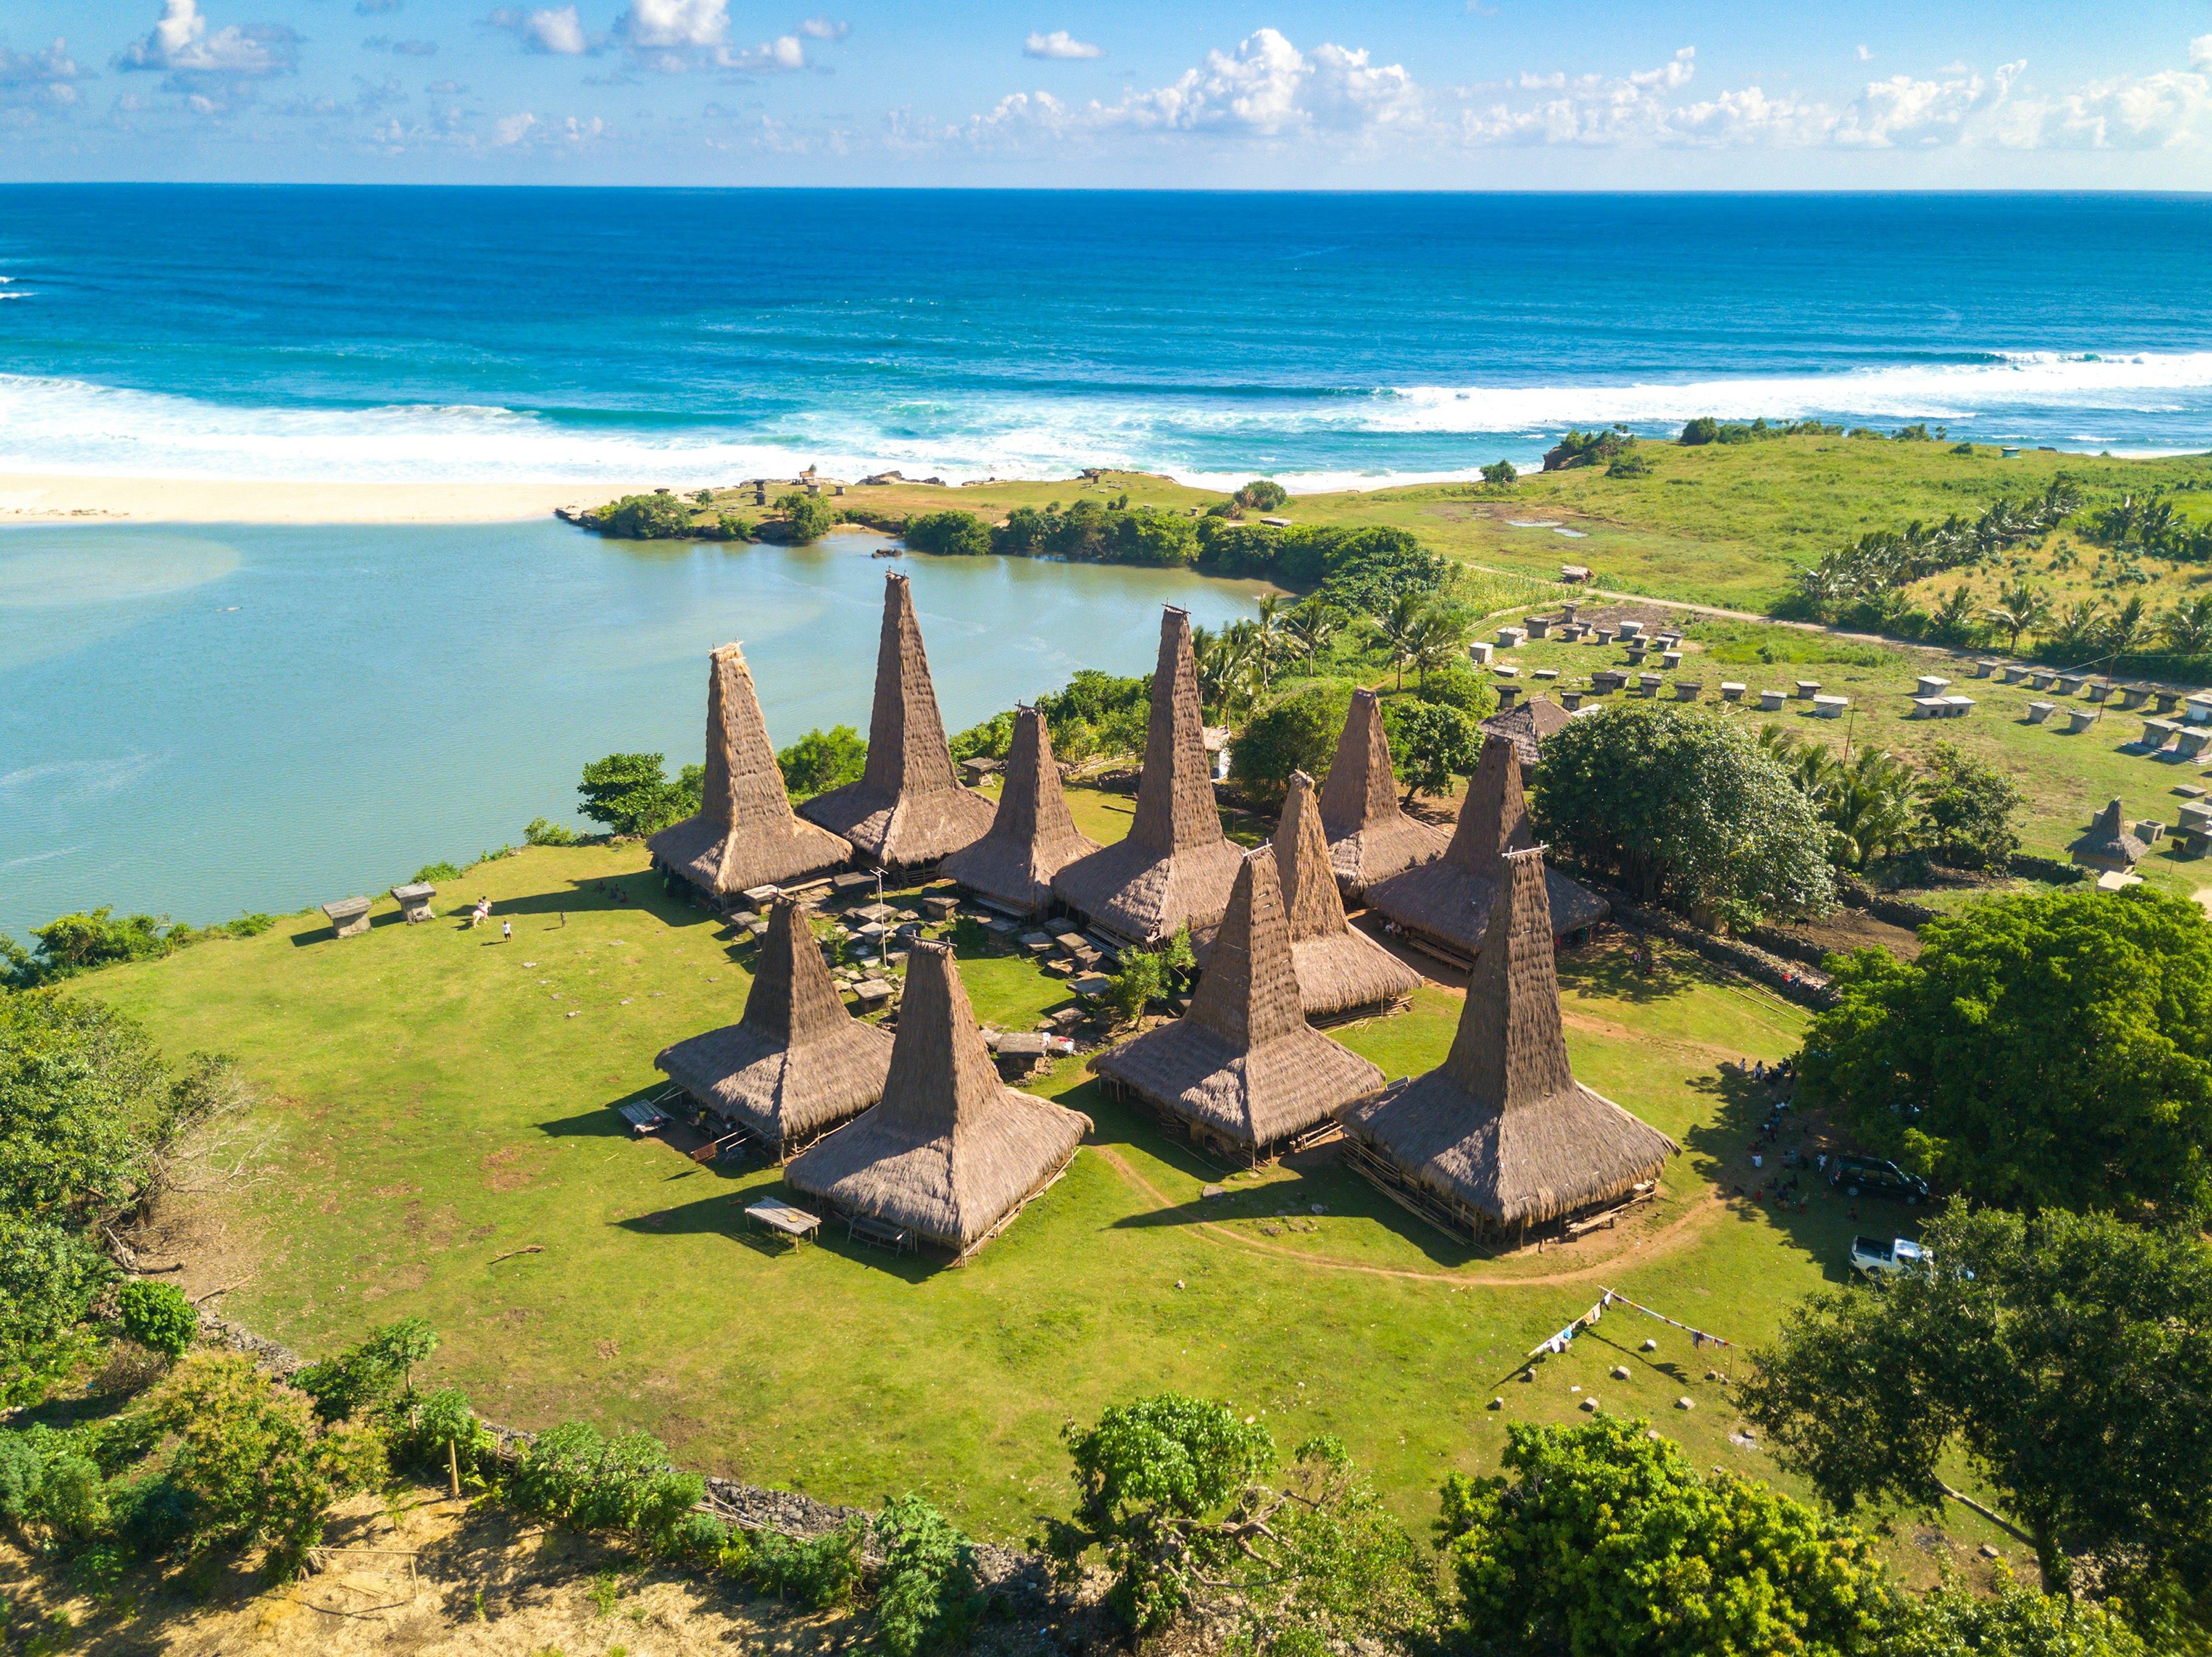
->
412;860;463;884
1914;741;2024;870
523;816;580;847
774;492;837;543
873;1494;980;1657
1606;451;1653;477
1382;698;1482;799
993;500;1199;567
752;1518;863;1607
776;726;868;800
1479;460;1517;486
1679;416;1721;445
1411;662;1495;720
577;753;703;838
1233;479;1290;513
117;1280;198;1361
596;493;700;539
294;1316;438;1423
1229;683;1354;802
902;510;990;557
1106;949;1165;1023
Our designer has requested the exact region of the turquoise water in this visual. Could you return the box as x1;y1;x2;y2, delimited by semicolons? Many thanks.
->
0;522;1269;939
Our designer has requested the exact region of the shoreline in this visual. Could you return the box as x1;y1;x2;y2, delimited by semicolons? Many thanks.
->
0;473;640;526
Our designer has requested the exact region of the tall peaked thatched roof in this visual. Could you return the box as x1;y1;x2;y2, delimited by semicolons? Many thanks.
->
2069;797;2149;871
655;896;892;1152
1317;689;1448;898
1273;771;1422;1019
783;941;1090;1256
649;643;853;897
1052;606;1243;942
940;706;1101;916
798;572;994;869
1095;850;1384;1152
1343;846;1675;1230
1366;735;1607;959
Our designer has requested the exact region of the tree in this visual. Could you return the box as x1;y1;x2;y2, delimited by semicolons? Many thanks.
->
1382;699;1482;801
118;1279;198;1361
1480;460;1518;486
1365;593;1431;691
873;1494;981;1657
1531;701;1835;927
1233;478;1289;513
1982;581;2052;654
1800;888;2212;1222
1413;662;1497;721
774;491;836;543
596;492;699;539
1046;1394;1434;1651
1281;599;1346;674
900;509;990;557
2043;599;2105;655
1230;683;1354;803
2158;593;2212;656
294;1316;440;1421
1890;1575;2149;1657
1740;1207;2212;1612
1679;416;1722;445
1105;948;1165;1024
1254;592;1283;693
2099;595;2149;663
1408;602;1476;688
1440;1415;1903;1657
1820;748;1922;871
576;753;701;837
1914;741;2024;870
774;726;867;800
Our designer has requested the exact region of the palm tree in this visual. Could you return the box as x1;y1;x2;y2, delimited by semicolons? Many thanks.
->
1365;594;1428;691
1409;604;1475;689
2044;599;2107;655
1928;585;1979;645
1282;600;1346;674
1980;581;2051;654
2100;595;2150;665
2160;594;2212;656
1253;593;1283;694
1823;749;1920;870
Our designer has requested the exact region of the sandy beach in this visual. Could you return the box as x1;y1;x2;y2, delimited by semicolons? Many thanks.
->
0;473;638;525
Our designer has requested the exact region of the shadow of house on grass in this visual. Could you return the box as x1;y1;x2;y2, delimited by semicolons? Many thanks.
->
494;870;704;929
1555;936;1703;1007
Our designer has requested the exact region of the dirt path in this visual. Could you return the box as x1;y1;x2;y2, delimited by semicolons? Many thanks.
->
1087;1144;1725;1289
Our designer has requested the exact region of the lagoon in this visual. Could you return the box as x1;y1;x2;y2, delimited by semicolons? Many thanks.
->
0;521;1271;939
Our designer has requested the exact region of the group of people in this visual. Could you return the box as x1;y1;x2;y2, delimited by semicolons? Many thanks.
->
467;895;512;942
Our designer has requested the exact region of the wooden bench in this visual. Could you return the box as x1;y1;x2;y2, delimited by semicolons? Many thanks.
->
847;1214;911;1254
745;1199;821;1249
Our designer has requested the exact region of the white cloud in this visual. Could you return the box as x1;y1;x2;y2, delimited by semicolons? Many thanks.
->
1024;30;1103;61
616;0;728;51
1994;67;2212;150
490;107;605;146
721;33;807;72
486;5;595;55
1108;28;1416;135
799;16;848;41
2192;35;2212;74
114;0;300;79
0;37;82;111
1856;44;1872;62
493;109;536;143
1465;48;1697;144
1833;61;2020;146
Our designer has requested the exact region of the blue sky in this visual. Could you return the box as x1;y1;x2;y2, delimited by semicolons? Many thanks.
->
3;0;2209;185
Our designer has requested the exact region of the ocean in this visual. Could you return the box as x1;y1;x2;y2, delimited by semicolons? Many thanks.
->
2;187;2210;488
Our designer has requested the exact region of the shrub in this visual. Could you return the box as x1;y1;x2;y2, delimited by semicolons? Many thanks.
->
774;492;837;543
752;1519;863;1607
116;1280;198;1361
1381;698;1482;799
412;860;464;884
596;493;699;540
902;510;990;557
293;1317;438;1423
1411;662;1495;719
1233;479;1290;513
1229;682;1354;802
524;817;580;847
1106;949;1165;1023
776;726;868;800
1914;740;2024;871
1479;460;1517;486
1606;451;1653;477
873;1494;980;1657
1679;416;1721;445
577;753;703;838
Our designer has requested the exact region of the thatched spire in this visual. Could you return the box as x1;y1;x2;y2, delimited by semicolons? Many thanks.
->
1316;689;1447;898
2068;797;2147;871
1341;845;1675;1235
1052;606;1243;942
648;643;851;898
797;572;994;869
1271;771;1420;1020
940;706;1103;916
1365;735;1607;964
654;896;892;1157
783;942;1090;1258
1094;850;1384;1156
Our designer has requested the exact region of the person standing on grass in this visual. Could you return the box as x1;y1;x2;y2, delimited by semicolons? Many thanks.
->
502;919;512;943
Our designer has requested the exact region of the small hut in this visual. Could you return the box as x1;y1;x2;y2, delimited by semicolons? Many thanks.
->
798;572;994;871
940;706;1101;917
1340;845;1676;1244
1317;689;1448;900
2069;798;2149;874
649;643;851;901
1202;771;1420;1023
1366;735;1607;969
1052;606;1243;944
654;896;893;1159
784;941;1090;1261
1479;695;1578;772
1095;849;1385;1162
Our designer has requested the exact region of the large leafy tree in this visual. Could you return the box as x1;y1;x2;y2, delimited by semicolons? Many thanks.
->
774;726;868;801
1384;697;1483;801
1801;888;2212;1220
1914;741;2026;871
1531;700;1835;926
1740;1207;2212;1613
575;752;703;837
1230;682;1354;803
1441;1415;1903;1656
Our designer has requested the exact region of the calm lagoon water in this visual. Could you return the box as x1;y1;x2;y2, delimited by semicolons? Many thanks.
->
0;521;1270;939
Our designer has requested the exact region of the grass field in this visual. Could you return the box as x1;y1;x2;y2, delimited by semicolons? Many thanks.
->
88;834;2021;1582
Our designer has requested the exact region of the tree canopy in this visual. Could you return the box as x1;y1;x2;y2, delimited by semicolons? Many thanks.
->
575;752;703;837
1229;682;1354;802
774;726;868;801
1800;888;2212;1221
1384;697;1483;800
901;509;990;557
1531;701;1835;927
1740;1205;2212;1613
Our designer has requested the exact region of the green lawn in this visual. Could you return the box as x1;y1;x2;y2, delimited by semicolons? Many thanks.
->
87;841;2017;1578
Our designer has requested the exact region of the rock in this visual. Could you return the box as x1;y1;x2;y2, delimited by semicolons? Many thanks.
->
1174;1280;1185;1290
1579;1398;1599;1412
1676;1397;1694;1410
1519;1370;1535;1382
1310;1203;1327;1215
1611;1366;1631;1381
1646;1430;1664;1442
1705;1369;1721;1381
1641;1338;1658;1352
1980;1544;2001;1560
1488;1397;1503;1410
1200;1184;1226;1200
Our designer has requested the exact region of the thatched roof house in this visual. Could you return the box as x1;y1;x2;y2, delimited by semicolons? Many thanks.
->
1340;845;1676;1243
655;896;892;1158
1052;607;1243;944
1274;771;1422;1021
940;706;1101;917
2069;798;2149;873
1365;736;1608;968
649;643;852;900
798;572;994;870
1480;695;1577;772
783;941;1090;1260
1096;850;1385;1162
1317;689;1448;900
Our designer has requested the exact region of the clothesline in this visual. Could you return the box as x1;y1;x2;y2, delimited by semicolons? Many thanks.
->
1598;1287;1736;1349
1521;1289;1740;1364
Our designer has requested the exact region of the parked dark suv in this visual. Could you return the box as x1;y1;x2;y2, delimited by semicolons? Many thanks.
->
1828;1154;1928;1204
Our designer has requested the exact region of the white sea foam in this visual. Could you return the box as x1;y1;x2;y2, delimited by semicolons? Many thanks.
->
2;349;2209;493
